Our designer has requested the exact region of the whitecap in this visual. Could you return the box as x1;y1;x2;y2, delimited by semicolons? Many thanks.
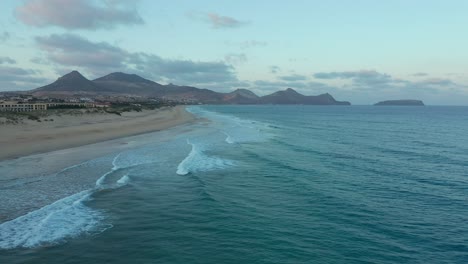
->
116;175;130;185
176;140;234;175
0;190;105;249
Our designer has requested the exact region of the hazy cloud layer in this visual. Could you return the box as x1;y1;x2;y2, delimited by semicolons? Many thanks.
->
0;57;16;64
16;0;143;30
35;33;237;85
312;70;461;90
0;32;10;42
36;34;128;70
314;70;391;81
279;74;307;82
313;70;404;88
311;69;468;104
131;53;237;85
412;72;428;77
417;78;454;86
0;66;49;90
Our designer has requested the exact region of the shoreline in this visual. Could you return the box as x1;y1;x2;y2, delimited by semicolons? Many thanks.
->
0;106;200;222
0;105;195;162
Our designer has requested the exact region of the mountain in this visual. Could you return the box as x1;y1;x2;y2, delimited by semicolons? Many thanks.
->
223;89;259;104
93;72;165;95
33;71;103;94
374;100;424;106
163;84;224;103
260;88;350;105
94;72;155;84
29;71;351;105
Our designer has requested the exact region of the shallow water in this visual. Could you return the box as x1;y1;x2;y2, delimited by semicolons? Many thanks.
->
1;105;467;263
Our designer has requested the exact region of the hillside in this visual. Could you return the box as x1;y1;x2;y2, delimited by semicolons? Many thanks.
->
33;71;103;95
30;70;351;105
93;72;165;95
223;89;260;104
260;88;350;105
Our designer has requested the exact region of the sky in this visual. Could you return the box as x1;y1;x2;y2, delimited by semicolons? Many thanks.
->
1;0;468;105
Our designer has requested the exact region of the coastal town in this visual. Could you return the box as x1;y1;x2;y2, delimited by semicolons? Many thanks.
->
0;91;194;126
0;94;108;112
0;92;198;113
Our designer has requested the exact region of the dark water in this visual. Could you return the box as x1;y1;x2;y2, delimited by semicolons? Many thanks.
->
1;106;468;263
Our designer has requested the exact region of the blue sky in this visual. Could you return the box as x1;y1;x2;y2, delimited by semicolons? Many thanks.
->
1;0;467;104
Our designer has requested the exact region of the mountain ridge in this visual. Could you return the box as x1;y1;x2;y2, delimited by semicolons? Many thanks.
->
31;70;351;105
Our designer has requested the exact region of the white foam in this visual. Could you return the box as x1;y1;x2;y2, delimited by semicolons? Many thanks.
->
176;140;234;175
116;175;130;185
95;153;121;187
223;131;235;144
188;106;272;144
0;152;135;249
0;190;105;249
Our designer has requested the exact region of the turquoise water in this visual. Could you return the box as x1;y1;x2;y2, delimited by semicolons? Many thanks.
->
1;105;468;263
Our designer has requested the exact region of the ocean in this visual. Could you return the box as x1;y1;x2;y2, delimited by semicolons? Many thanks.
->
1;105;467;263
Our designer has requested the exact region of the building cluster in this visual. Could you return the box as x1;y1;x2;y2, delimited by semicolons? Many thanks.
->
0;94;109;112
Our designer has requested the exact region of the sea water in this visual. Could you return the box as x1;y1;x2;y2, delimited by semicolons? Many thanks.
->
1;105;467;263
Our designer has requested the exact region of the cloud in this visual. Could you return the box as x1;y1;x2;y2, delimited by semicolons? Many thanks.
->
253;80;308;90
36;34;128;70
313;70;398;88
279;74;307;82
188;12;248;29
35;33;238;86
206;13;248;28
412;72;428;77
0;32;10;42
311;69;468;104
197;80;251;92
224;53;247;65
417;78;455;86
0;66;49;91
0;66;36;78
0;57;16;65
270;65;281;74
15;0;143;30
313;70;461;92
314;70;390;81
131;53;237;85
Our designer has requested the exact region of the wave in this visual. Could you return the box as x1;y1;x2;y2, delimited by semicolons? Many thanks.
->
117;175;130;185
176;140;234;175
0;153;133;250
188;106;273;144
0;190;104;249
224;132;235;144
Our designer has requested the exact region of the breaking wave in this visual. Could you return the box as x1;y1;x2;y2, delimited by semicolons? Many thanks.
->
176;140;234;175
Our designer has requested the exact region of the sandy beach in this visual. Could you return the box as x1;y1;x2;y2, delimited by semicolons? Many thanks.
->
0;106;199;222
0;106;195;161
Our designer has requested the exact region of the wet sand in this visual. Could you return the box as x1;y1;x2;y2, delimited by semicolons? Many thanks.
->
0;106;199;222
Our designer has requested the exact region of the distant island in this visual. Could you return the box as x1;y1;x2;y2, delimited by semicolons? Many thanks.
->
21;70;350;106
374;100;425;106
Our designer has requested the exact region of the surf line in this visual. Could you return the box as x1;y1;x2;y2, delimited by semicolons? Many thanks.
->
0;152;130;249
